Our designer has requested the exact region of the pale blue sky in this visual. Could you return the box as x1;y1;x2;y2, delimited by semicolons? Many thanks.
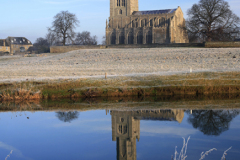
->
0;0;239;44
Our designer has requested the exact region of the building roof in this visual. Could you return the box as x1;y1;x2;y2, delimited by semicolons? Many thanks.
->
132;8;177;16
6;37;32;45
0;39;10;46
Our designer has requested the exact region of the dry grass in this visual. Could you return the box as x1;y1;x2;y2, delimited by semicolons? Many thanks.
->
0;81;41;101
0;71;240;101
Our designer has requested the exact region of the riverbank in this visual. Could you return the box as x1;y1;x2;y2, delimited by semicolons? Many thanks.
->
0;71;239;101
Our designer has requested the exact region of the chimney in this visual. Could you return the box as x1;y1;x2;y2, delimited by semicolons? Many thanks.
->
3;40;5;46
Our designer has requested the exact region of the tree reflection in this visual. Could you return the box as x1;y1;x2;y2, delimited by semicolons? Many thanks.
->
56;111;79;123
187;110;239;136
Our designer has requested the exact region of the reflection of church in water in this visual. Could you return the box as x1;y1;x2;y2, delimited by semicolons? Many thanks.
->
109;109;184;160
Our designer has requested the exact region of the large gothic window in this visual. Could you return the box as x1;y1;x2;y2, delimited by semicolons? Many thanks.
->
111;32;116;44
119;33;125;44
122;0;125;6
117;0;120;6
137;32;143;44
128;32;134;44
146;31;152;44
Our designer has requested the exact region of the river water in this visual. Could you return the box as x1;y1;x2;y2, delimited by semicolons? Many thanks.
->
0;100;240;160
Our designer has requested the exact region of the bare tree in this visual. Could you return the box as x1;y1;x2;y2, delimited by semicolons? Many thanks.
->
186;0;240;42
56;111;79;123
187;110;239;136
45;31;56;46
75;31;97;45
48;11;80;46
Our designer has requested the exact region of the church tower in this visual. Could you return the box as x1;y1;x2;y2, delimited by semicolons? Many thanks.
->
110;0;139;17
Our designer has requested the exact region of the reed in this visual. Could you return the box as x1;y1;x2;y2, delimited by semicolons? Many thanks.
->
173;137;232;160
0;71;240;101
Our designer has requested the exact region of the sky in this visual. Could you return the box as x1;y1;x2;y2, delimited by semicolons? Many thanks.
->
0;0;239;44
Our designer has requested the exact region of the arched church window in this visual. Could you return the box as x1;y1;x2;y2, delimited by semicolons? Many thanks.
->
136;21;138;28
162;18;165;26
119;9;122;15
141;19;144;27
117;0;120;6
137;31;143;44
154;18;157;27
111;32;116;44
128;32;134;44
150;19;153;27
146;31;152;44
119;32;125;44
132;21;135;28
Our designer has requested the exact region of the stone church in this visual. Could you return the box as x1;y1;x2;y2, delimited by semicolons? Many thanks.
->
111;109;184;160
105;0;189;45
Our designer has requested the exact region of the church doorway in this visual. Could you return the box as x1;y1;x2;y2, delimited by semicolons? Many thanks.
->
146;31;152;44
137;32;143;44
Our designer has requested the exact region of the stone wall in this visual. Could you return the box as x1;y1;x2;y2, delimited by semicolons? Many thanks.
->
107;43;204;48
50;42;240;53
51;43;204;53
205;42;240;48
50;45;107;53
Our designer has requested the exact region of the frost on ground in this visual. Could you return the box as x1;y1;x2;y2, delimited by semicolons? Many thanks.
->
0;48;239;82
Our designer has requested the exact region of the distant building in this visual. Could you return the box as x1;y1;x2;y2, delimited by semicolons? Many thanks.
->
106;0;189;45
0;37;33;54
0;39;10;53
